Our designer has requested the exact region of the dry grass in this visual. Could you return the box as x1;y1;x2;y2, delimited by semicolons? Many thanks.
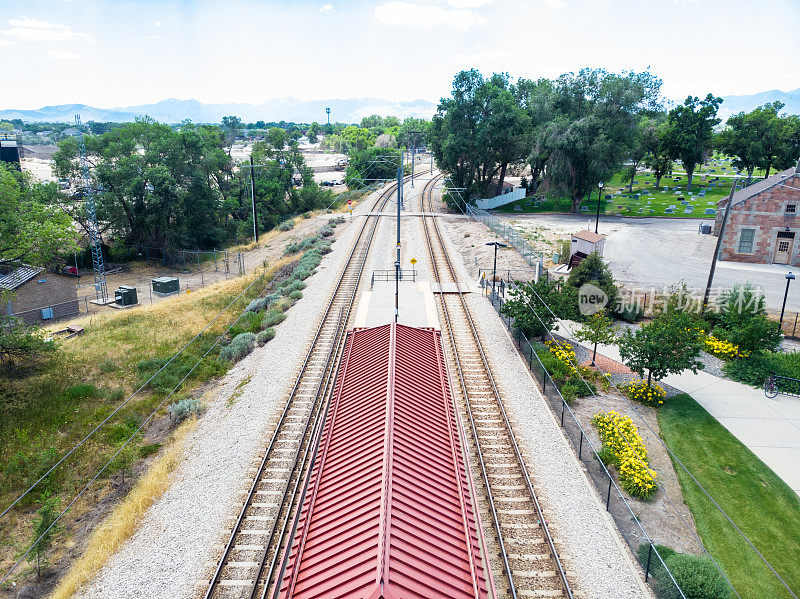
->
47;417;198;599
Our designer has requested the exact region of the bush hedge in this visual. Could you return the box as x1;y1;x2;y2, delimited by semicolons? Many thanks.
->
219;332;256;363
723;351;800;387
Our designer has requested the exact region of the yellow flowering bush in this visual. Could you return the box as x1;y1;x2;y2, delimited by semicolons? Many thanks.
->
702;333;748;360
592;411;657;500
545;340;579;374
622;380;667;407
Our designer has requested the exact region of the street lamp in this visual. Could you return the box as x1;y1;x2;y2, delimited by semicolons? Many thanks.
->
594;181;604;234
485;241;507;300
780;271;795;329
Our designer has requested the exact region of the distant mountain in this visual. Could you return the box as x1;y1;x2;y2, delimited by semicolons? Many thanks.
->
0;97;438;124
719;88;800;120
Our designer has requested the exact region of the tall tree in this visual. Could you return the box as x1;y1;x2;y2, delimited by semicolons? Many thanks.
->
642;121;672;189
662;94;722;192
544;69;662;211
430;70;530;201
625;117;658;191
0;165;79;268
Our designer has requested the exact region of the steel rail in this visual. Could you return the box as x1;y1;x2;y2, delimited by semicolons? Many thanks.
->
420;175;573;599
204;177;405;599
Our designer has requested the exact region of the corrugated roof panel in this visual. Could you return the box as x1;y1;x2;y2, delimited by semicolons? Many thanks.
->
278;323;491;599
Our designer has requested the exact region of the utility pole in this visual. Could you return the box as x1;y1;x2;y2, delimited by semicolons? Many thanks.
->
395;159;403;323
249;155;258;242
325;107;331;125
703;178;738;309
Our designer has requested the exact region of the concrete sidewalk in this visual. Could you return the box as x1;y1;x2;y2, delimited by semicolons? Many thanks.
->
558;319;800;496
662;370;800;496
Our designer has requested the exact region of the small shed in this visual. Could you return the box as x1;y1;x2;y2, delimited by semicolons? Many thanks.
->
0;264;80;324
570;230;605;259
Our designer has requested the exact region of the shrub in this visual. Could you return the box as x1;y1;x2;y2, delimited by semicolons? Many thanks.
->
319;225;334;237
316;242;333;254
278;219;295;231
659;553;731;599
219;332;256;363
702;332;745;360
167;398;205;423
623;380;667;407
229;311;262;337
289;290;303;300
592;411;657;500
723;351;800;387
302;212;311;219
261;308;286;328
298;250;322;270
257;328;276;345
614;303;644;322
62;383;101;402
637;543;677;581
98;359;118;373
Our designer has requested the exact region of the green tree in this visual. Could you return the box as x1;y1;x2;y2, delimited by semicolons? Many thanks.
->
54;119;233;250
430;70;531;201
566;252;618;311
544;69;662;211
0;293;56;374
341;125;375;152
619;311;705;386
221;115;242;155
307;122;320;143
574;312;616;363
0;165;79;268
515;77;556;193
642;121;672;189
776;114;800;170
500;279;559;338
662;94;722;192
30;491;60;576
345;147;402;188
715;283;781;354
716;102;787;183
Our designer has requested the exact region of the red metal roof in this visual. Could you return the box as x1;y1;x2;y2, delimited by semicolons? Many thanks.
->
278;323;492;599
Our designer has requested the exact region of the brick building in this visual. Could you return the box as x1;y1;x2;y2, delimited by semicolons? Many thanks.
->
714;160;800;265
1;265;80;324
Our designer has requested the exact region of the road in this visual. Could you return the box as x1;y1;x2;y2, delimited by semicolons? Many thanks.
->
497;213;800;313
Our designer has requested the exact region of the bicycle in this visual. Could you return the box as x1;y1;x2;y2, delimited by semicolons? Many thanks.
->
764;373;778;399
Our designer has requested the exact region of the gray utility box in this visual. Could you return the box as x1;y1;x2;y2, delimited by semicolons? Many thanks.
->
115;285;138;306
152;277;180;295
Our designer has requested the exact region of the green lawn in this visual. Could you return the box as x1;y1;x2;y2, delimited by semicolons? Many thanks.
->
495;150;778;218
658;394;800;598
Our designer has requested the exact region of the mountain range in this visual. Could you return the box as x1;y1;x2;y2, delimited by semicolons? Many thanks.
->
0;97;438;124
1;88;798;124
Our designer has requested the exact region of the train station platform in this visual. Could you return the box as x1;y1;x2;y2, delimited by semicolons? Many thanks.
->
353;280;440;329
276;323;494;599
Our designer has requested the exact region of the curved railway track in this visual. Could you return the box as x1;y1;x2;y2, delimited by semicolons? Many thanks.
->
204;173;427;599
420;175;573;599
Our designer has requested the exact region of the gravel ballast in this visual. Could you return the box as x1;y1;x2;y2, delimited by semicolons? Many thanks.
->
76;195;380;599
436;211;653;598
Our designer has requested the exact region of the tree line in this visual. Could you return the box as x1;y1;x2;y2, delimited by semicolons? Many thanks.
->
52;118;337;252
428;69;800;210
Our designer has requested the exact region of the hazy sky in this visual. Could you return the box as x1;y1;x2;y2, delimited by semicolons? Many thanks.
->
1;0;799;109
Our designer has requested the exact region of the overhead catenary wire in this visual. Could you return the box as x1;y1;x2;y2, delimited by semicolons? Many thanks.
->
442;179;790;597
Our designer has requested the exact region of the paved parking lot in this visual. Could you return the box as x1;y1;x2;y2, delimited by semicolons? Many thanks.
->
498;213;800;313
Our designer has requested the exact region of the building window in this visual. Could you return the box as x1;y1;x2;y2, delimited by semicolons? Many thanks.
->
737;228;755;254
787;204;797;214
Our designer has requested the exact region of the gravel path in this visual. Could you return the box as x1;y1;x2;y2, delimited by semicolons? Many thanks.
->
437;213;653;599
75;190;381;599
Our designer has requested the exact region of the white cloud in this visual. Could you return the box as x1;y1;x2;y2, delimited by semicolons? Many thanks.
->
320;4;333;11
543;0;566;9
455;46;507;66
155;21;163;27
0;39;13;46
47;49;81;59
2;17;93;43
443;0;492;7
145;35;159;39
374;2;485;30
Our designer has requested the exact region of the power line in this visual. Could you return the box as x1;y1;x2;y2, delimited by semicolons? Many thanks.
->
510;279;797;599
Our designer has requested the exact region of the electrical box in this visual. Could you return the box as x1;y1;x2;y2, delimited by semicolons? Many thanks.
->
152;277;179;294
41;307;53;320
115;285;138;306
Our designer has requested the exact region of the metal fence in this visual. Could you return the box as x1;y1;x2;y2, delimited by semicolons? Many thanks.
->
483;289;712;599
466;204;548;268
117;245;245;274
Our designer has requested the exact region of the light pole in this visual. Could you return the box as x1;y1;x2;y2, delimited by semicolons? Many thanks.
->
486;241;507;300
780;271;795;329
594;181;604;234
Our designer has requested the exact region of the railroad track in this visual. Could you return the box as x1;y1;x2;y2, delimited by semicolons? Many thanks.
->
420;175;573;599
203;174;422;599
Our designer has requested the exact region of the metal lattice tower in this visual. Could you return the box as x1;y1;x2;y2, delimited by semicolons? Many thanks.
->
75;114;108;302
